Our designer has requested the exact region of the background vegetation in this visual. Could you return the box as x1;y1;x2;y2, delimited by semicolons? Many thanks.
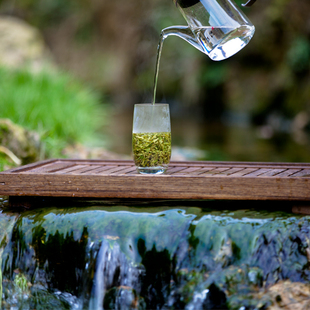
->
0;66;105;152
0;66;106;170
0;0;309;164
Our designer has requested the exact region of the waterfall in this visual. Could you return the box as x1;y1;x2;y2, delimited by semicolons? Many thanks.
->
1;202;310;309
89;240;145;309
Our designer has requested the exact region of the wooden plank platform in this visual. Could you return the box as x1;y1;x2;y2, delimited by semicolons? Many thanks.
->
0;159;309;201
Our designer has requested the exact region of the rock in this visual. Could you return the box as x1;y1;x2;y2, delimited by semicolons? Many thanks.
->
0;119;41;165
3;206;310;309
0;16;52;70
267;280;310;310
103;286;146;310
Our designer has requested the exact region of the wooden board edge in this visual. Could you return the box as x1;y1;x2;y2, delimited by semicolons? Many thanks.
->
0;174;309;201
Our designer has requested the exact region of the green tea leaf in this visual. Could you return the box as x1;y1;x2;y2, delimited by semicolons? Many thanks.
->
132;132;171;167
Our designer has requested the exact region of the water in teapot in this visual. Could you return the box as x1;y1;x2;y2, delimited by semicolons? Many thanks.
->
152;0;255;104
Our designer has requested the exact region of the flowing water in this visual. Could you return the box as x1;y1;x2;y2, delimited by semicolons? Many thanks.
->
1;197;310;309
152;32;165;105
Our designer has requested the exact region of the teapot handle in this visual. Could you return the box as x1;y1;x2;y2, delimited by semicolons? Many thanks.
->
242;0;256;7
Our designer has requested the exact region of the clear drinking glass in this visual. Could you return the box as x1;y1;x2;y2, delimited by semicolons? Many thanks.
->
132;104;171;175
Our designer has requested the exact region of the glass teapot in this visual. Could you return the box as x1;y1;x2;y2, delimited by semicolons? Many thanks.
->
163;0;255;61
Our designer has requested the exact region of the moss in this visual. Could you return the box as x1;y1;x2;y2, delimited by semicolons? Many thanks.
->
0;66;108;160
1;204;310;309
14;273;28;292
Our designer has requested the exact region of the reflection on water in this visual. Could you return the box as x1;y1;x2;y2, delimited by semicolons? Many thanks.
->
107;107;310;162
1;198;310;309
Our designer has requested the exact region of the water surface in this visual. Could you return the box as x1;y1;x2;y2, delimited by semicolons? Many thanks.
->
0;198;309;309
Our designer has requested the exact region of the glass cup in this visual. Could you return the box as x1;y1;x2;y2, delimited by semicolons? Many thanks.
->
132;104;171;175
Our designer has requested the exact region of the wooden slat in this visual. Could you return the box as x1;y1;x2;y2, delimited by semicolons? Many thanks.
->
116;166;138;175
226;168;259;177
86;165;119;175
65;165;103;175
240;168;271;177
290;169;310;177
0;159;57;174
174;167;204;175
20;161;75;174
168;161;310;169
165;166;188;175
214;167;245;177
271;169;302;177
0;159;309;201
257;168;287;177
96;166;133;175
54;164;86;174
199;167;232;177
188;167;216;175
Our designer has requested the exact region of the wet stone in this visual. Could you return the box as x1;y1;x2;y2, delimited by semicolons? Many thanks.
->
103;286;146;310
0;203;310;309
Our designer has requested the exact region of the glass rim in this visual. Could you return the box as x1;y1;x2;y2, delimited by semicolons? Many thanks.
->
134;103;169;107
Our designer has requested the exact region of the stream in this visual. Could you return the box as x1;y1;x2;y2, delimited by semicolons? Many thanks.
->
1;197;310;309
106;108;310;163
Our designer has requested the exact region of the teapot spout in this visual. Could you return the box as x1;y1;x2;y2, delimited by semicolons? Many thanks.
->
242;0;256;6
161;26;205;54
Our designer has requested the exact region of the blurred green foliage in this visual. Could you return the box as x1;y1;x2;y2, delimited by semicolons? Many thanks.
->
2;0;75;25
0;66;107;159
286;36;310;74
0;155;14;172
1;0;309;118
0;0;309;162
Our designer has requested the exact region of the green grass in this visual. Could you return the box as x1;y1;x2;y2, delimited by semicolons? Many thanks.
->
0;66;107;160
